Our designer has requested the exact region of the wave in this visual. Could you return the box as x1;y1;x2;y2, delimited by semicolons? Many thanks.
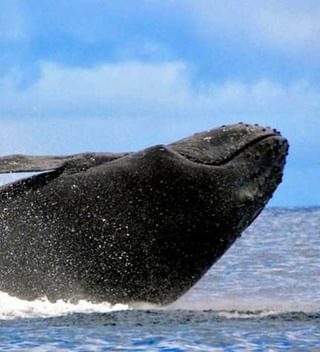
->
0;291;129;320
168;295;320;312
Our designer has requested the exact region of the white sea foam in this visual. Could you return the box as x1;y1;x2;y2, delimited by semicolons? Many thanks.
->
1;290;318;320
0;291;129;320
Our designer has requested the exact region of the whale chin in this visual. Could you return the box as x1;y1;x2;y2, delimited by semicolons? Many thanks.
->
0;123;288;304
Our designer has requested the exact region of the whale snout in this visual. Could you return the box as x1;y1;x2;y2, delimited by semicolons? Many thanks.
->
168;123;289;227
228;128;289;173
231;133;288;204
169;122;288;168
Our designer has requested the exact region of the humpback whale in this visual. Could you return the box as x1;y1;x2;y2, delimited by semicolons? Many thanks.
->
0;123;288;304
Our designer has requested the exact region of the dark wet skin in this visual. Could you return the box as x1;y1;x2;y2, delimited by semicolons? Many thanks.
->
0;123;289;304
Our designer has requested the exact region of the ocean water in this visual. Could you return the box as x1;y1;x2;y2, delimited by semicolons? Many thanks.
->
0;207;319;351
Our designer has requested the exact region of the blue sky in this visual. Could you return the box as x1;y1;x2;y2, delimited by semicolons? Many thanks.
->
0;0;319;206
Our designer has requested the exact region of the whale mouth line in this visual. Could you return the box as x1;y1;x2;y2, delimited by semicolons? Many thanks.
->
178;133;283;166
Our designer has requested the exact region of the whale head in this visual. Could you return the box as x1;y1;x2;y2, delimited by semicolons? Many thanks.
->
168;122;289;233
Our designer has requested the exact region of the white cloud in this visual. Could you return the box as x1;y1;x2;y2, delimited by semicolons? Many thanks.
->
1;61;319;120
0;61;200;118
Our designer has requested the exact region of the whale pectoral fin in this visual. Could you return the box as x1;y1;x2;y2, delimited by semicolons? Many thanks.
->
0;167;66;200
0;154;68;174
0;151;130;198
0;152;129;174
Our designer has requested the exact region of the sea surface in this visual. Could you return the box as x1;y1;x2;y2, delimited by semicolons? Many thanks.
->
0;207;319;351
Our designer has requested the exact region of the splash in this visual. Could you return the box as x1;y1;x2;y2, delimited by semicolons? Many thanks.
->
0;291;129;320
168;295;320;317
